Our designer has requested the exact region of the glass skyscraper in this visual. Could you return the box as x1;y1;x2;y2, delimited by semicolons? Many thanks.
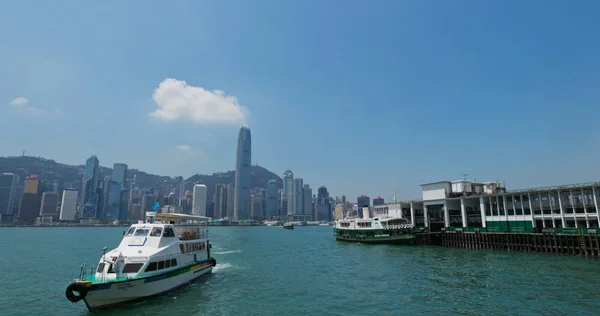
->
81;155;100;219
234;125;251;220
107;163;128;221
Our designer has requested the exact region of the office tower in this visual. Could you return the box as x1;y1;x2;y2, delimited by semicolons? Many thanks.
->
357;195;370;208
214;184;228;219
373;196;385;206
105;163;128;221
39;192;58;217
234;125;251;220
283;170;293;196
293;178;304;216
192;184;207;216
20;175;42;223
81;155;100;219
59;189;78;220
284;170;294;216
317;185;332;221
341;195;346;204
0;173;17;222
303;184;312;219
266;180;278;218
226;184;234;218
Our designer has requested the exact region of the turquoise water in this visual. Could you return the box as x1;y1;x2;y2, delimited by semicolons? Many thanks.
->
1;226;600;315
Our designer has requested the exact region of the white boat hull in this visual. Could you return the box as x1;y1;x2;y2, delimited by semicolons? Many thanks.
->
82;259;215;311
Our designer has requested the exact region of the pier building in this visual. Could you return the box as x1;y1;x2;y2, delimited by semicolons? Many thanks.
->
376;180;600;233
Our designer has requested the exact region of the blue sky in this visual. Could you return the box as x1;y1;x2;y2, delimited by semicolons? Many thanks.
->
1;0;600;201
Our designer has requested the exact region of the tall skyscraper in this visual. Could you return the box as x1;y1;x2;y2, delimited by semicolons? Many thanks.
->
214;184;228;219
0;173;17;221
192;184;207;216
373;196;385;206
141;189;157;218
282;170;293;196
60;189;78;220
303;184;312;218
81;155;100;219
284;170;294;216
107;163;128;221
250;192;263;219
317;185;332;221
266;180;278;218
234;125;251;220
357;195;370;208
293;178;304;216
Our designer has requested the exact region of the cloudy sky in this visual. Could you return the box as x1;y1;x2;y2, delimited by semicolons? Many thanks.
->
2;0;600;201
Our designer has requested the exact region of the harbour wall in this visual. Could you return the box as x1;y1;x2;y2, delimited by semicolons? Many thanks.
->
416;230;600;258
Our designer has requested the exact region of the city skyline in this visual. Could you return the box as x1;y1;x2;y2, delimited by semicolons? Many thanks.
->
2;2;600;201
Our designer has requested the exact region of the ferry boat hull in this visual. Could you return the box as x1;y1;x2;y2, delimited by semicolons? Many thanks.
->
335;234;416;245
76;258;216;312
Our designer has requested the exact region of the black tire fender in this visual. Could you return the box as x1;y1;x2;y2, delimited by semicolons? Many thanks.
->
65;282;88;302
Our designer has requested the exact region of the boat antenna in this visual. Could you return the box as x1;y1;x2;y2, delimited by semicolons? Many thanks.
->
461;173;468;181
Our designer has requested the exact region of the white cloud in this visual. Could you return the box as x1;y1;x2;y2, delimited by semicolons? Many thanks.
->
176;144;193;152
9;97;45;114
150;78;247;124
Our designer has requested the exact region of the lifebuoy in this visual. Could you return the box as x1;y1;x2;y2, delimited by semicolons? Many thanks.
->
65;282;88;302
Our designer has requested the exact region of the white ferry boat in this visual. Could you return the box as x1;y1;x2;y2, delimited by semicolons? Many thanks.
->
334;206;416;245
65;212;216;312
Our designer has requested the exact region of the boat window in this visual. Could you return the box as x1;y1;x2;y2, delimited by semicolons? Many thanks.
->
122;263;144;273
171;258;177;267
150;227;162;237
96;263;105;273
107;264;115;274
179;244;184;254
125;227;136;237
134;227;150;236
163;228;175;237
158;261;165;270
165;260;171;268
145;262;157;272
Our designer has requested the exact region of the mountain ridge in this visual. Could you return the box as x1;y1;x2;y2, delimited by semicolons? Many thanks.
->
0;156;283;200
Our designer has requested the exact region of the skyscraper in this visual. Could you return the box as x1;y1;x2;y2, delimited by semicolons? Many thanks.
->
266;180;278;218
192;184;207;216
234;125;251;220
214;184;228;219
317;185;332;221
303;184;312;219
226;184;234;219
293;178;304;216
0;173;17;221
107;163;128;221
81;155;100;219
283;170;294;216
60;189;78;221
39;192;58;217
20;175;41;223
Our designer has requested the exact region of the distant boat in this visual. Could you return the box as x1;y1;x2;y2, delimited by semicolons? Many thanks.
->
334;206;416;245
283;223;294;230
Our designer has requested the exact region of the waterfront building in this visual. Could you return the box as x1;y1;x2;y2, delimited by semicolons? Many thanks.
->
293;178;304;216
234;125;251;220
303;184;312;219
316;185;331;221
59;189;78;220
357;195;370;208
284;170;294;216
226;184;234;218
192;184;207;216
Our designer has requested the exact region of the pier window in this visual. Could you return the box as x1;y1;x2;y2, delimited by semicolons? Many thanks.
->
122;263;144;273
145;262;158;272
